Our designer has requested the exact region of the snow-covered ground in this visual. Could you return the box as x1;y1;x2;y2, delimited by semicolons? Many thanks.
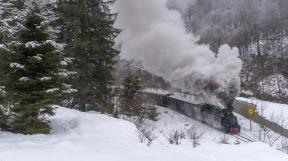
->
237;97;288;129
144;106;236;144
0;107;288;161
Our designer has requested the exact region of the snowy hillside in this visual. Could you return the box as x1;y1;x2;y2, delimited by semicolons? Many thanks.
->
259;74;288;98
0;107;287;161
237;97;288;128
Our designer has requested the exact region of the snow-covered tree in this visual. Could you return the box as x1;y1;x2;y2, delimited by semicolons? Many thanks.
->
58;0;119;113
2;4;74;134
120;72;157;121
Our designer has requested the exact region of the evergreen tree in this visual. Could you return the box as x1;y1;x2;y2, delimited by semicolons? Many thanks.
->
120;72;158;121
0;0;27;44
2;6;73;134
58;0;119;112
123;73;141;99
120;73;141;117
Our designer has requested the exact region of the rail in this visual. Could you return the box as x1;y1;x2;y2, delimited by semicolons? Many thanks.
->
232;134;253;143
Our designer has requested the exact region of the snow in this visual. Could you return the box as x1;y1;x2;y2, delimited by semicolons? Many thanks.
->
144;88;171;95
0;44;7;50
61;57;73;66
25;41;38;48
170;93;205;105
0;86;5;93
33;54;43;61
0;107;287;161
19;77;29;81
58;70;77;77
235;112;288;152
46;88;59;93
144;88;205;104
9;41;22;46
40;77;51;81
24;40;65;50
60;60;68;66
237;97;288;129
9;63;25;69
145;106;229;144
45;40;65;51
259;74;288;97
63;88;78;94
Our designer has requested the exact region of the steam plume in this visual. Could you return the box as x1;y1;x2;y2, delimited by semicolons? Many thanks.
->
113;0;242;106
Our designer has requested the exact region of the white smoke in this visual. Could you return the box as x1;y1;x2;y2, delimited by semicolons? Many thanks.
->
113;0;242;106
167;0;196;14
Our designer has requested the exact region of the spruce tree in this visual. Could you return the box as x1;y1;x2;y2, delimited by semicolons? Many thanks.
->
0;0;25;130
120;73;141;117
58;0;119;112
120;72;158;121
123;73;141;99
3;6;73;134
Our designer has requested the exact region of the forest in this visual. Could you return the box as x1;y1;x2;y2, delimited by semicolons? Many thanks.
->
182;0;288;102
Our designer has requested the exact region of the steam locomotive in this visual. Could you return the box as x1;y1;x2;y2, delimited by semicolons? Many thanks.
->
147;91;240;134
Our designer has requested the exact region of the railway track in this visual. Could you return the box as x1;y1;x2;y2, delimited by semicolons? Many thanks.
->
232;134;253;143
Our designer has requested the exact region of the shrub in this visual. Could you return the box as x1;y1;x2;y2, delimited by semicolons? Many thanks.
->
167;129;186;145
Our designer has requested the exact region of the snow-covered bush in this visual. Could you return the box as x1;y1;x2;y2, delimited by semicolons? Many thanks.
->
167;129;186;145
280;137;288;154
186;125;205;148
137;126;157;146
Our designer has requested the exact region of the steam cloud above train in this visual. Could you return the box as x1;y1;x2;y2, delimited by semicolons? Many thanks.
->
113;0;242;107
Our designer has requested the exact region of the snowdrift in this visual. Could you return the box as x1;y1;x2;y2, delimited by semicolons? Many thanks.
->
0;107;287;161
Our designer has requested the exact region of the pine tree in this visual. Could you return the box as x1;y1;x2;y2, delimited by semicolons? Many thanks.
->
120;73;141;117
0;0;26;130
2;5;73;134
120;72;158;121
58;0;119;112
123;73;141;99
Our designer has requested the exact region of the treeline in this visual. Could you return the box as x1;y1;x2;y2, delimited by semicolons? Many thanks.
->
184;0;288;101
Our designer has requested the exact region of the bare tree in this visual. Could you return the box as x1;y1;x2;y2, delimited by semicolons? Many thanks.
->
255;103;282;147
167;129;186;145
280;136;288;154
219;134;229;144
186;125;206;148
136;124;157;146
